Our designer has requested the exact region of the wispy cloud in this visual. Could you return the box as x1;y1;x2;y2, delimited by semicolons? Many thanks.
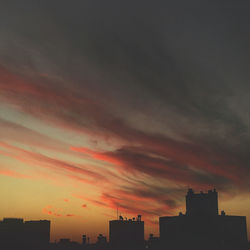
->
0;168;31;179
1;1;250;239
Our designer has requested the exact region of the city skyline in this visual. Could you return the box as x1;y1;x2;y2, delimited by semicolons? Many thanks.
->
0;188;248;250
0;188;249;243
1;0;250;243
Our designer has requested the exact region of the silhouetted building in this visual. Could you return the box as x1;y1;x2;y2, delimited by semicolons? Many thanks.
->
0;217;50;250
25;220;50;247
109;215;144;250
59;238;79;246
96;234;108;250
97;234;107;244
147;234;160;250
1;191;249;250
59;238;72;245
160;189;248;250
0;218;24;249
186;188;218;216
82;234;87;245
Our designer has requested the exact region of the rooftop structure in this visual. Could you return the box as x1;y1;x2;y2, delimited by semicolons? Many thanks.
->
186;188;218;216
109;215;144;250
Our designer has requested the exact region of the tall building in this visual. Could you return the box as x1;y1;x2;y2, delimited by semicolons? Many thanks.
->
160;189;248;250
109;215;144;250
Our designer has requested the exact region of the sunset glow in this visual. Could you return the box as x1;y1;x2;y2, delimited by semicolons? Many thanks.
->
1;1;250;243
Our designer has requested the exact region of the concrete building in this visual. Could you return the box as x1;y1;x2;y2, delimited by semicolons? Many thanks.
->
109;215;144;250
160;189;248;250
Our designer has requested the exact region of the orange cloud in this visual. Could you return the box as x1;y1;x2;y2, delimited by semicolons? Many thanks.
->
1;65;246;192
0;168;31;179
43;205;77;218
1;65;249;224
42;205;63;217
70;145;236;190
0;142;108;185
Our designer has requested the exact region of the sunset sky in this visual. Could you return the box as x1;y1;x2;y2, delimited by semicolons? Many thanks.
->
1;1;250;243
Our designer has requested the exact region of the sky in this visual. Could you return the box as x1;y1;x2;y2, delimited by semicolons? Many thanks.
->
0;0;250;243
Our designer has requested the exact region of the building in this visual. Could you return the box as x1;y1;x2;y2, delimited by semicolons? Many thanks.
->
56;238;81;249
24;220;50;247
0;218;24;248
96;234;108;250
109;215;144;250
186;188;218;216
0;218;50;249
147;234;160;250
160;189;248;250
82;235;87;245
97;234;107;245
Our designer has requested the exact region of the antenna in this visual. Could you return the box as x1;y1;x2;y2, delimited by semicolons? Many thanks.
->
117;207;118;220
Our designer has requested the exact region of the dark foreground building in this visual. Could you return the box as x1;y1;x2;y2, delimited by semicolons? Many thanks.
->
0;217;50;250
109;215;144;250
160;189;248;250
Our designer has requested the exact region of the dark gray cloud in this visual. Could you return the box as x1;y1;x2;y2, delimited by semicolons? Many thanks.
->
1;1;250;196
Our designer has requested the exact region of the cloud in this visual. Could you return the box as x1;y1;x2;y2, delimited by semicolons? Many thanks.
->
43;205;77;218
0;168;31;179
1;1;250;232
70;144;245;189
0;117;72;154
0;142;109;186
1;66;250;194
42;205;62;217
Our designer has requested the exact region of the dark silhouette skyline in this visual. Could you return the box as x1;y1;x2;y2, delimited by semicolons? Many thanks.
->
160;189;248;250
0;218;50;250
0;188;249;250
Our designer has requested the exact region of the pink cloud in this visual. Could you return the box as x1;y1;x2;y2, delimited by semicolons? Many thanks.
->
0;168;31;179
0;142;108;185
43;205;77;218
1;66;249;220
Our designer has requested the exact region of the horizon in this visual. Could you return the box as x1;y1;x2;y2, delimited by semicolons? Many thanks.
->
1;188;249;243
